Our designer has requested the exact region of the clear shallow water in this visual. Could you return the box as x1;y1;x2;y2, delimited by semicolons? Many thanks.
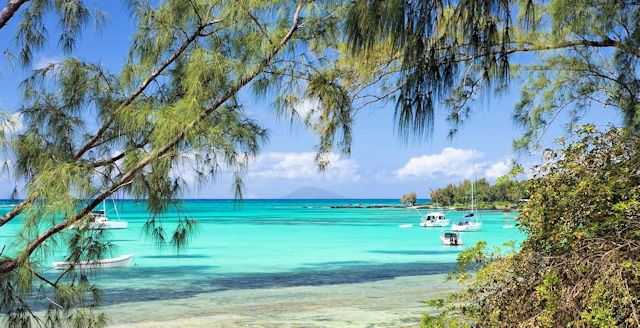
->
0;199;523;305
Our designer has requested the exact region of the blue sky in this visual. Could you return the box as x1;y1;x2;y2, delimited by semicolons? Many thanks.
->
0;2;622;199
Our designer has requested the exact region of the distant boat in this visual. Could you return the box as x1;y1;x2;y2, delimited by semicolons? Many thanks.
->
399;223;413;228
452;179;481;232
52;254;134;270
419;211;449;227
72;200;128;230
440;231;463;246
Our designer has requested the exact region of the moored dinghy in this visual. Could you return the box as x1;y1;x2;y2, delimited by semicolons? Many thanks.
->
440;231;463;246
52;254;134;270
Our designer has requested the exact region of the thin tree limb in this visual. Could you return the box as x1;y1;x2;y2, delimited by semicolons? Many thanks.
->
0;0;29;30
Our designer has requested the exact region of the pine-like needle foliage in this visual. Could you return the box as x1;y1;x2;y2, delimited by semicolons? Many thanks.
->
344;1;640;149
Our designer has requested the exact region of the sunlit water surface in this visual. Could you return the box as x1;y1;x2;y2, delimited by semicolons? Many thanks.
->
0;199;523;305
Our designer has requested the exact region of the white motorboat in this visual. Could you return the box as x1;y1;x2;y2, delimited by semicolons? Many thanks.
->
52;254;134;270
440;231;463;246
399;223;413;228
419;211;449;227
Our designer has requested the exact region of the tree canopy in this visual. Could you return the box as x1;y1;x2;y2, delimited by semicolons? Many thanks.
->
344;0;640;147
400;191;417;206
430;176;528;209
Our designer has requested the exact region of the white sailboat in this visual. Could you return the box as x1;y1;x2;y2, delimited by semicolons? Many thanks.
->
72;200;128;230
52;254;134;270
419;211;449;227
451;179;482;232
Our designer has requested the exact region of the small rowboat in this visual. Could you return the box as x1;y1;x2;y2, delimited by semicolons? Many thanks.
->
52;254;134;270
440;231;463;246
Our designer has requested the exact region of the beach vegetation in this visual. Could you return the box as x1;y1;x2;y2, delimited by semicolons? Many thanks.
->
423;126;640;327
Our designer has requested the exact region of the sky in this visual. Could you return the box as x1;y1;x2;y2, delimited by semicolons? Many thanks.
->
0;2;622;199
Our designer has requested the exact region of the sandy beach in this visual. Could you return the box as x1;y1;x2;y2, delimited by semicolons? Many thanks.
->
104;274;458;327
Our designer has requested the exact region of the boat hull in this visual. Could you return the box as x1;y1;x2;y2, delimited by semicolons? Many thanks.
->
52;254;134;270
440;236;463;246
451;222;481;232
87;221;128;230
419;219;449;227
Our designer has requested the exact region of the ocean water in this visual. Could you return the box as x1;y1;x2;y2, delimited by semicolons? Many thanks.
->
0;199;523;306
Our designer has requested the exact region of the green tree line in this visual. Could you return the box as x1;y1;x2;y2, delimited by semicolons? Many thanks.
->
430;177;528;209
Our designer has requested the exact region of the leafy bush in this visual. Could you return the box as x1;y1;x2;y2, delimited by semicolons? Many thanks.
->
426;127;640;327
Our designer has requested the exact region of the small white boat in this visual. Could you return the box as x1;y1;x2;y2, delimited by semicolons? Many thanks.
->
52;254;134;270
419;211;449;227
87;210;128;230
399;223;413;228
440;231;463;246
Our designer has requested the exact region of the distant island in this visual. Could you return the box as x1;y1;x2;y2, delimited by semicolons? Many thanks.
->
282;187;344;199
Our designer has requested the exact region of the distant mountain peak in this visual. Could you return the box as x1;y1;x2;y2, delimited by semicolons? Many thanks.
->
283;187;344;199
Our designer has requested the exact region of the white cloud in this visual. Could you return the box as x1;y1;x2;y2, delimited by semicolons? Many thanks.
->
484;160;511;179
395;147;513;180
248;152;360;182
395;147;483;179
33;56;63;70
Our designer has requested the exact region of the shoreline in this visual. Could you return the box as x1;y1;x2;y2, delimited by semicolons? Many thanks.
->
103;274;459;327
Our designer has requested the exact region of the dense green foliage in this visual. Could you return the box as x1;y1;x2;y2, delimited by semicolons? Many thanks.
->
400;192;417;206
423;127;640;327
430;177;527;209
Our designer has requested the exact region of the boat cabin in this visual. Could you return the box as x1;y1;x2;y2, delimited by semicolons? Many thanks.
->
443;232;461;246
423;212;445;221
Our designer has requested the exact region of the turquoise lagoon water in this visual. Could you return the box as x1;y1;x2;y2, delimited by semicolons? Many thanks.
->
0;199;523;305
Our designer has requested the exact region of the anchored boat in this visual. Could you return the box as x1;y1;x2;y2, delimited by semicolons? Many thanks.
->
72;200;128;230
440;231;463;246
52;254;134;270
419;211;449;227
451;179;481;232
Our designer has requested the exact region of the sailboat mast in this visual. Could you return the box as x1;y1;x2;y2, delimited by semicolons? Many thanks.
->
471;179;475;212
